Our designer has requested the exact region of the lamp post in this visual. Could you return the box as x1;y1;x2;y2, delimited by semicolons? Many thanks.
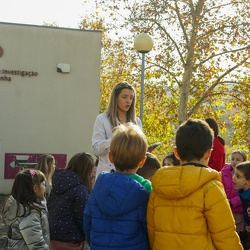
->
134;33;153;124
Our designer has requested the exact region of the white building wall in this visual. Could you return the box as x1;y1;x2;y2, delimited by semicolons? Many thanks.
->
0;22;102;194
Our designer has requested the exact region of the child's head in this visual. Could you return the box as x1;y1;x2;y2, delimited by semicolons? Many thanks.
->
205;117;225;145
205;118;219;136
137;152;161;180
109;122;147;172
66;152;94;192
233;161;250;191
175;119;213;163
12;169;46;204
231;150;247;169
35;154;55;181
162;152;180;166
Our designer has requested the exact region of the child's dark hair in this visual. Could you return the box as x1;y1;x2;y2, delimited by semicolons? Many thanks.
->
137;152;161;179
162;152;180;166
66;152;94;192
236;161;250;180
205;118;225;145
176;119;214;162
10;169;45;218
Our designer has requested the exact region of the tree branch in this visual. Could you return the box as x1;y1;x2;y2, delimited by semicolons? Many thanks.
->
149;61;181;87
175;0;189;44
188;0;195;14
200;45;250;64
188;55;250;116
154;21;186;66
228;94;248;105
202;2;234;15
202;22;250;37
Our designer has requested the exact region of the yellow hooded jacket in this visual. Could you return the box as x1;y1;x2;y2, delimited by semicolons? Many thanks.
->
147;164;243;250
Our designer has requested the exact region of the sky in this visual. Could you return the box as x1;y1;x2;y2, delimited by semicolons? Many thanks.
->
0;0;94;28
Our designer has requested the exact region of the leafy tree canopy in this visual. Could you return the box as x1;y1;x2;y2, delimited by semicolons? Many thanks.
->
80;0;250;160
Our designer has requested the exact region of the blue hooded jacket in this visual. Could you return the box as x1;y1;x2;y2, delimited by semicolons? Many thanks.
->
84;172;150;250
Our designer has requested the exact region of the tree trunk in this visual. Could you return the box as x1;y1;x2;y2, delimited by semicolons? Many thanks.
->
178;0;205;125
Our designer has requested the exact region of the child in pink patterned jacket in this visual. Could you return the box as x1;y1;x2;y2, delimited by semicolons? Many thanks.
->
222;150;247;237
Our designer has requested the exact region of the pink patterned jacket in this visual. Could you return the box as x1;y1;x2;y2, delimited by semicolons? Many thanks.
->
221;164;243;214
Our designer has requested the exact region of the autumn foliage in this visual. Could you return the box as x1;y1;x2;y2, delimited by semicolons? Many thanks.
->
80;0;250;160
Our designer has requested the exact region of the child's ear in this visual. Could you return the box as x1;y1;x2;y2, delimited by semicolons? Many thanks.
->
246;179;250;189
173;147;180;160
204;149;212;161
138;156;147;169
33;184;38;194
108;152;114;164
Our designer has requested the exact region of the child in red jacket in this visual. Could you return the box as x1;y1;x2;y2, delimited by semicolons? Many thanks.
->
205;117;226;171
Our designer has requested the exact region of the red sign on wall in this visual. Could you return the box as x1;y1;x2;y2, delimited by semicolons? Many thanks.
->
4;153;67;179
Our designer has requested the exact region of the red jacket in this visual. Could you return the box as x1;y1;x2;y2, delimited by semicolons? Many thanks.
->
208;136;225;171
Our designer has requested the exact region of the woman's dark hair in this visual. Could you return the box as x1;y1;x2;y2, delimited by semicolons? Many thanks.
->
66;152;94;192
205;118;225;145
10;169;45;218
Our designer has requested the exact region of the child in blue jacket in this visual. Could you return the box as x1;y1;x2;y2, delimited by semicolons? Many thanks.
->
84;122;151;250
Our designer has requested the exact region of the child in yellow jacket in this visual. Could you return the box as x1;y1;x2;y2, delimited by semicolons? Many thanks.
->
147;118;243;250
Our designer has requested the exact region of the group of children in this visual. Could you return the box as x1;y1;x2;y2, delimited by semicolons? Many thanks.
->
2;118;250;249
2;152;94;250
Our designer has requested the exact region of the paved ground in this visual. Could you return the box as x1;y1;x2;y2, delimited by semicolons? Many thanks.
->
0;194;8;249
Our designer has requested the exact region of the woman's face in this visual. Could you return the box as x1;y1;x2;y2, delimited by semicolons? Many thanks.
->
231;153;244;169
117;88;134;114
